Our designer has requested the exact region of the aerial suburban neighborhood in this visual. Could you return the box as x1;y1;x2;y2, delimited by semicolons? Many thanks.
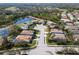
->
0;3;79;55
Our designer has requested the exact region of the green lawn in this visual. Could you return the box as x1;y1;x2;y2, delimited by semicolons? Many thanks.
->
28;40;37;48
45;33;79;46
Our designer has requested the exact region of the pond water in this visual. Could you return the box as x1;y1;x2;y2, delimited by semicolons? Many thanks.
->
0;17;32;37
15;17;32;24
0;27;9;37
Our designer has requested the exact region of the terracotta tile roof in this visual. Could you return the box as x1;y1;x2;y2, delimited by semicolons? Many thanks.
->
16;35;32;41
16;30;34;42
20;30;34;35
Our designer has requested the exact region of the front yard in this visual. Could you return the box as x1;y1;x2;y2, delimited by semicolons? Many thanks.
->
45;31;79;46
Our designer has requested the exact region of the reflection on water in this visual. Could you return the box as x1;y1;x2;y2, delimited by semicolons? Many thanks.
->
0;27;9;37
15;17;32;24
0;17;32;37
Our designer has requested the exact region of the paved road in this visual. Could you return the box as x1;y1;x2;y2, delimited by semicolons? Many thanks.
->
28;24;63;55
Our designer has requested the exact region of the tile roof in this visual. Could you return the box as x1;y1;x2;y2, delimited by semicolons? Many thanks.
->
51;29;64;34
16;30;34;42
20;30;34;35
16;35;32;41
50;28;66;41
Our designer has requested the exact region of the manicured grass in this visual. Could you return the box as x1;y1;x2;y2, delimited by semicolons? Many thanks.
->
28;40;37;48
7;35;14;41
44;27;49;32
45;37;57;45
8;40;37;52
28;23;36;30
45;33;79;46
16;23;25;27
46;36;79;46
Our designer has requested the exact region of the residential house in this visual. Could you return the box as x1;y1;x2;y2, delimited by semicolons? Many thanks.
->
65;25;78;30
20;30;34;35
71;30;79;41
67;13;74;21
65;22;78;30
74;22;79;28
15;30;34;43
47;21;56;26
72;34;79;41
61;12;71;23
72;11;79;21
16;35;32;42
21;24;28;30
50;28;66;42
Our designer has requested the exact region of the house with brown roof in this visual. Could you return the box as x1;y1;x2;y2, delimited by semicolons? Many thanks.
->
15;30;34;43
16;35;32;42
61;12;71;23
50;28;66;42
20;30;34;35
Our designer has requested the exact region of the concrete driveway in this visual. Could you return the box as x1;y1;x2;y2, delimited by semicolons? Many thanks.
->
28;24;63;55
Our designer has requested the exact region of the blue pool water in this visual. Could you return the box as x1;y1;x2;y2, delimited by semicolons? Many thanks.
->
15;17;32;24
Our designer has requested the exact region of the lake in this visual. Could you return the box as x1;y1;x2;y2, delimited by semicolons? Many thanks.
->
0;27;9;37
0;17;32;37
15;17;32;24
